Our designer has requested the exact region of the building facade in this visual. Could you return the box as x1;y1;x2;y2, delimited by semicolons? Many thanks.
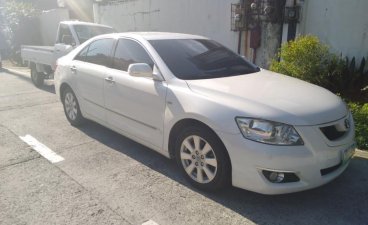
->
92;0;367;67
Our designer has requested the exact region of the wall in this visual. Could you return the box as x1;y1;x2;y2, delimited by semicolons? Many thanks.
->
38;8;70;45
298;0;368;60
94;0;240;53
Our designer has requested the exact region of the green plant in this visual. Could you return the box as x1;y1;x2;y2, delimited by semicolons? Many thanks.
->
270;35;368;103
1;0;39;64
328;56;368;103
348;102;368;150
270;35;334;86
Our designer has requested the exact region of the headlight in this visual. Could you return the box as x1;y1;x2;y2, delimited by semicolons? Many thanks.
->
235;117;304;145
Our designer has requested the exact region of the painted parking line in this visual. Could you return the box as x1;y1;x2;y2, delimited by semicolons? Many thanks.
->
142;219;159;225
19;134;64;163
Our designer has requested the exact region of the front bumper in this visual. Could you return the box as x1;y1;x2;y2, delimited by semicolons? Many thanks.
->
219;114;355;195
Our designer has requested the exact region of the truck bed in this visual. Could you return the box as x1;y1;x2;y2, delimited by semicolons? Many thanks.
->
21;45;55;67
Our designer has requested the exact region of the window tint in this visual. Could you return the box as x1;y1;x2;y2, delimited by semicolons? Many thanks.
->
149;39;260;80
57;25;73;44
84;39;114;66
74;46;89;61
112;39;154;71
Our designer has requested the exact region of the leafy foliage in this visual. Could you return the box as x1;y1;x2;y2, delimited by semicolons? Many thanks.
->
0;0;39;63
270;35;368;103
270;35;334;86
348;103;368;150
328;56;368;103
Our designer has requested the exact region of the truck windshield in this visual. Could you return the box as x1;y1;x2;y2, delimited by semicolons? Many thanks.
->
74;25;115;44
149;39;260;80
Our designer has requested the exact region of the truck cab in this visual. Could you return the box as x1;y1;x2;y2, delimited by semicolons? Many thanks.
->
21;21;115;87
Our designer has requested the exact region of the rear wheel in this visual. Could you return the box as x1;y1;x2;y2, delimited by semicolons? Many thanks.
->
175;125;231;191
30;64;44;87
62;87;84;126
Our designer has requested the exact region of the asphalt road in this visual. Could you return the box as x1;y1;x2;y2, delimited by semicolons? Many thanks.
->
0;69;367;225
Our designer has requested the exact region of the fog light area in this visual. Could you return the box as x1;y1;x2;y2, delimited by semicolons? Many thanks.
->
262;170;300;183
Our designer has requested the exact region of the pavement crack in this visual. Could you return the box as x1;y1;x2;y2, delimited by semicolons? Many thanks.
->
0;101;59;112
51;164;134;225
0;90;40;98
57;140;96;152
0;155;41;170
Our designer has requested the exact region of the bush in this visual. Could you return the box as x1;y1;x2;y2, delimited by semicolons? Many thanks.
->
270;35;335;87
348;103;368;150
270;35;368;103
328;57;368;103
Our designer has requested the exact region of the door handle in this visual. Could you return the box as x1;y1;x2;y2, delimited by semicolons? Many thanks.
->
104;76;115;84
70;66;77;73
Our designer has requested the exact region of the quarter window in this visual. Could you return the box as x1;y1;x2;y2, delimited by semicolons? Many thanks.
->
112;39;154;71
84;39;114;67
74;46;89;62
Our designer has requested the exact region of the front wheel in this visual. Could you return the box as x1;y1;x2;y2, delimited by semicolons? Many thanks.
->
30;64;44;87
62;87;84;126
175;126;231;191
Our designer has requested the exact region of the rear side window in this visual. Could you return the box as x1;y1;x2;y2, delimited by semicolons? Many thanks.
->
84;39;114;67
112;39;154;71
57;24;73;44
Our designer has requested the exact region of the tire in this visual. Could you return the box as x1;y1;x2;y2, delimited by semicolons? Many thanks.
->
30;64;44;87
175;125;231;191
62;87;85;126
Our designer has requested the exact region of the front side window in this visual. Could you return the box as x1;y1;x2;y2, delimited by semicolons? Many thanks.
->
84;39;114;67
149;39;260;80
112;39;154;71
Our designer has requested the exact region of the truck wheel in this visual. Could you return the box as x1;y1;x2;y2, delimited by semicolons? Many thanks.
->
30;64;44;87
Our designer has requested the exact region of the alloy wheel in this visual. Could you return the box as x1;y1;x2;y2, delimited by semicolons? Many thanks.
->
180;135;218;184
64;92;78;121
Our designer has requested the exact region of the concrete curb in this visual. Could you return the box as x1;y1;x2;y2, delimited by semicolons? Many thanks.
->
355;149;368;158
3;67;30;77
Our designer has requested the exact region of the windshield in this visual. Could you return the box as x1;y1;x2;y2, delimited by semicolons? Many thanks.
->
74;25;115;44
149;39;259;80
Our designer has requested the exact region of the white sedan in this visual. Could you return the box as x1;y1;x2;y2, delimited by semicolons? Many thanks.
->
54;32;355;194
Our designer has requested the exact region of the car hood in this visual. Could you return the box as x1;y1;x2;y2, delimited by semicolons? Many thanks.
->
185;70;347;126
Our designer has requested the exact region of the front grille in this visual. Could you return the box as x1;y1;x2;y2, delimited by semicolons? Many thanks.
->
320;162;342;176
320;125;347;141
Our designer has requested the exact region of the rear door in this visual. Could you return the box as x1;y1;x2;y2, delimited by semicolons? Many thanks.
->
72;38;115;123
104;38;167;148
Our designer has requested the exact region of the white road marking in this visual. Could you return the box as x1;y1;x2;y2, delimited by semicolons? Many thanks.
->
142;220;159;225
19;135;64;163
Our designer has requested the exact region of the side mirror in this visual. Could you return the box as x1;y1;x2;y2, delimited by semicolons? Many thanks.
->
61;34;75;46
128;63;153;78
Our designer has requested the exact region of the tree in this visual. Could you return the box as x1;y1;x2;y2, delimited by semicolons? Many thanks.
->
0;0;40;64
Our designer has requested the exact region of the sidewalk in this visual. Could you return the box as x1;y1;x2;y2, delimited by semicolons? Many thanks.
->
1;60;30;76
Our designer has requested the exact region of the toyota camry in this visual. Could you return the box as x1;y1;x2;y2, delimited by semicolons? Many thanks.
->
54;32;355;194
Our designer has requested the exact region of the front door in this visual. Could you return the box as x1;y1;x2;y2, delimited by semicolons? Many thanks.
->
104;38;167;149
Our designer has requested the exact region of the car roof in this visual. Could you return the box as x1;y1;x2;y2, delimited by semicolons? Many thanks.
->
96;32;208;41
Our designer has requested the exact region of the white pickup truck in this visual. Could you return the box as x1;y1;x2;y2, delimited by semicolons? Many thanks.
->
21;21;114;87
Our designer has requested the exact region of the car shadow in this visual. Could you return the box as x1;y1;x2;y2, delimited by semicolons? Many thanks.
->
77;121;368;225
5;69;55;94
